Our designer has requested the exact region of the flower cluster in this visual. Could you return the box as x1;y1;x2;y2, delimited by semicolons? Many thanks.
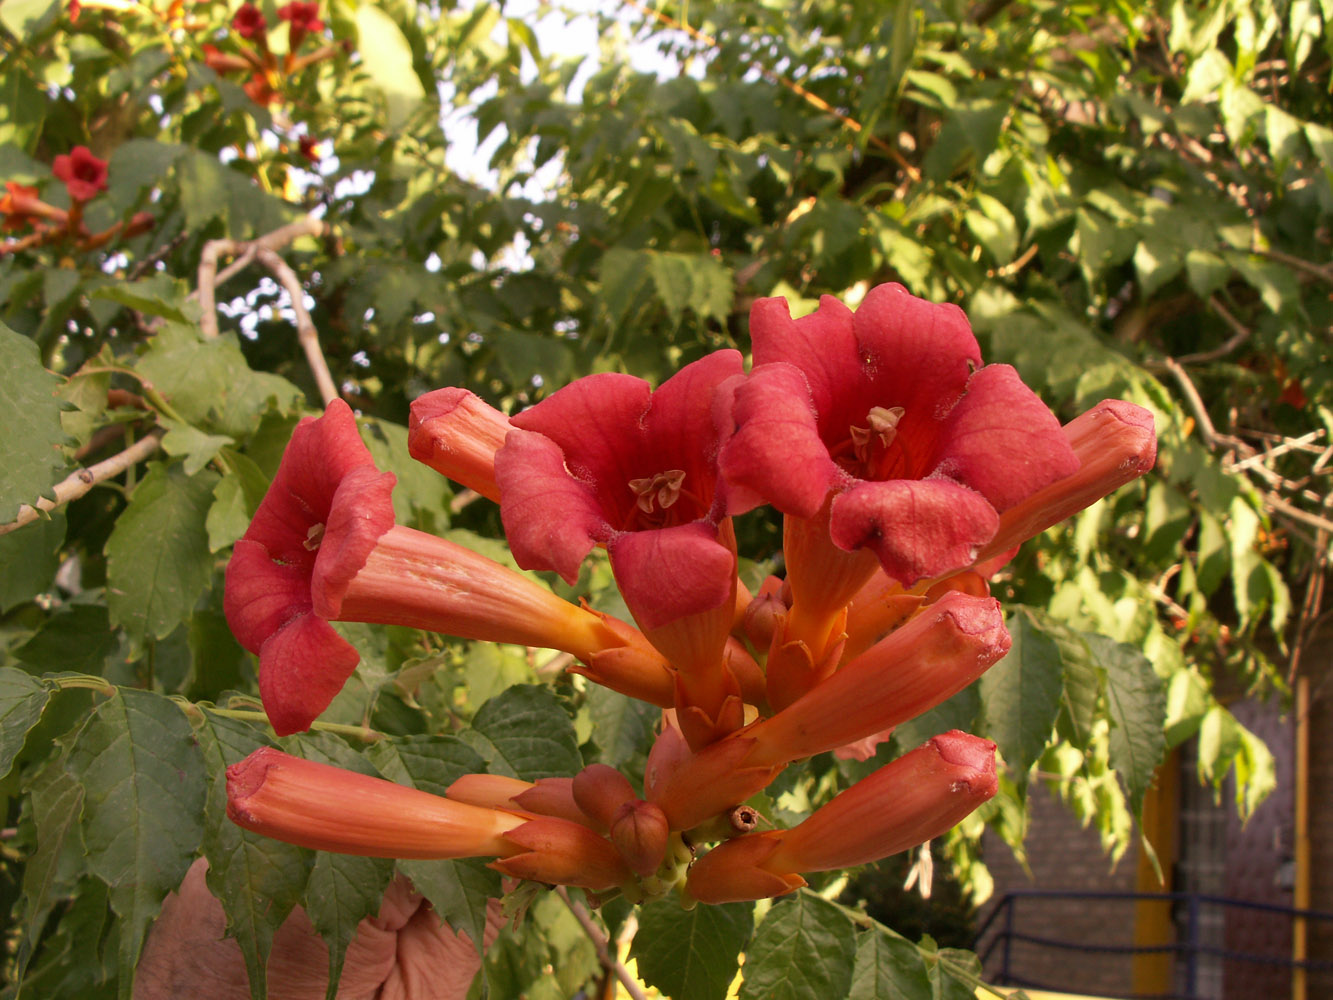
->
224;283;1156;905
1;147;154;256
203;1;341;110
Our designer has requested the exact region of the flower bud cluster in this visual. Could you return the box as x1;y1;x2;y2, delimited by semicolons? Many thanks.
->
223;283;1157;905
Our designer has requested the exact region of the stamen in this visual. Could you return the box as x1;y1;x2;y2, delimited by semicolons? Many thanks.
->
848;406;905;465
629;470;687;514
303;523;325;551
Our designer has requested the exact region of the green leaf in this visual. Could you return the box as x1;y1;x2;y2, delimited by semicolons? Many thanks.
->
397;857;500;959
66;688;207;998
632;899;753;1000
0;510;64;611
106;463;219;653
197;711;308;1000
16;602;119;676
1090;634;1167;814
739;890;857;1000
15;762;86;985
136;330;302;439
89;275;192;322
893;683;981;753
0;0;59;38
462;685;582;780
366;734;488;796
964;193;1017;265
355;4;426;131
0;667;51;779
932;946;987;1000
586;684;658;788
849;926;932;1000
0;322;67;523
648;252;734;324
305;849;393;1000
979;611;1066;780
160;418;235;477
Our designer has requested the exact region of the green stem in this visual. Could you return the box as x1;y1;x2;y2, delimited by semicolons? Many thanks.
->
205;707;384;742
49;674;117;696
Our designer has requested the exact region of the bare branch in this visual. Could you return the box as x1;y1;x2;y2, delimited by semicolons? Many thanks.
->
0;429;165;537
1172;297;1253;364
253;245;339;406
555;887;649;1000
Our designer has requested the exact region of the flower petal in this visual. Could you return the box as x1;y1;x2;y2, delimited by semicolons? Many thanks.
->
828;478;999;585
749;294;858;425
931;364;1079;512
311;464;397;618
495;427;607;584
608;521;736;631
720;362;840;518
257;613;361;736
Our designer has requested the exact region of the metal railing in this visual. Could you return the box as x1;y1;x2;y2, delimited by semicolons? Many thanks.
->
973;889;1333;1000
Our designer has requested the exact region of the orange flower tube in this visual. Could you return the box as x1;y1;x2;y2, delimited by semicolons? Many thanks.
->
227;748;525;859
687;731;996;903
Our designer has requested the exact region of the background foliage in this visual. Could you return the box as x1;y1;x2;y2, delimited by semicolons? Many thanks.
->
1;0;1330;994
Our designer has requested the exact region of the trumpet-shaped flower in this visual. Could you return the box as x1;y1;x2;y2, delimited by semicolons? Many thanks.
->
225;400;674;735
686;731;997;903
52;146;108;203
227;748;525;858
495;351;751;747
723;284;1080;593
408;387;511;502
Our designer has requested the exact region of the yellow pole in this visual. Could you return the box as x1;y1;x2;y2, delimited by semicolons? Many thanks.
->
1133;752;1179;996
1293;673;1310;1000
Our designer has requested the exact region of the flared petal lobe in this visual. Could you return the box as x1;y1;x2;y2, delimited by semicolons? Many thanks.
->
724;284;1079;586
223;400;395;736
495;350;746;629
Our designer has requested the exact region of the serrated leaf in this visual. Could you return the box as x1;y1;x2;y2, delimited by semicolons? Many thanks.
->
89;275;191;322
136;331;302;439
160;418;235;476
932;946;986;1000
739;890;857;1000
0;667;51;778
105;463;218;652
0;510;64;611
355;4;425;130
463;685;581;780
305;849;393;1000
0;322;67;523
16;602;119;676
849;926;932;1000
1090;634;1166;814
197;711;308;1000
15;762;86;986
979;611;1065;780
366;733;488;796
632;899;752;1000
66;688;207;998
397;857;500;958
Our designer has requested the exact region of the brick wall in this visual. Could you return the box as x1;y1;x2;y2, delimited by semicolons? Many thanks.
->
977;787;1139;995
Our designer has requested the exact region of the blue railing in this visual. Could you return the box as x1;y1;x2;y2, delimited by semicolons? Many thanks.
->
973;888;1333;1000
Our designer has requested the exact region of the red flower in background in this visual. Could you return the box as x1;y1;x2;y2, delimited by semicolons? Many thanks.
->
52;147;108;203
278;0;323;45
298;134;321;163
232;2;267;39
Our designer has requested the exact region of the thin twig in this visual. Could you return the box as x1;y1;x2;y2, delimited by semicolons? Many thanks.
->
0;429;165;537
555;887;649;1000
1226;429;1326;476
1173;297;1253;364
1159;357;1246;453
1263;492;1333;536
253;245;339;405
195;216;338;405
1252;247;1333;288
